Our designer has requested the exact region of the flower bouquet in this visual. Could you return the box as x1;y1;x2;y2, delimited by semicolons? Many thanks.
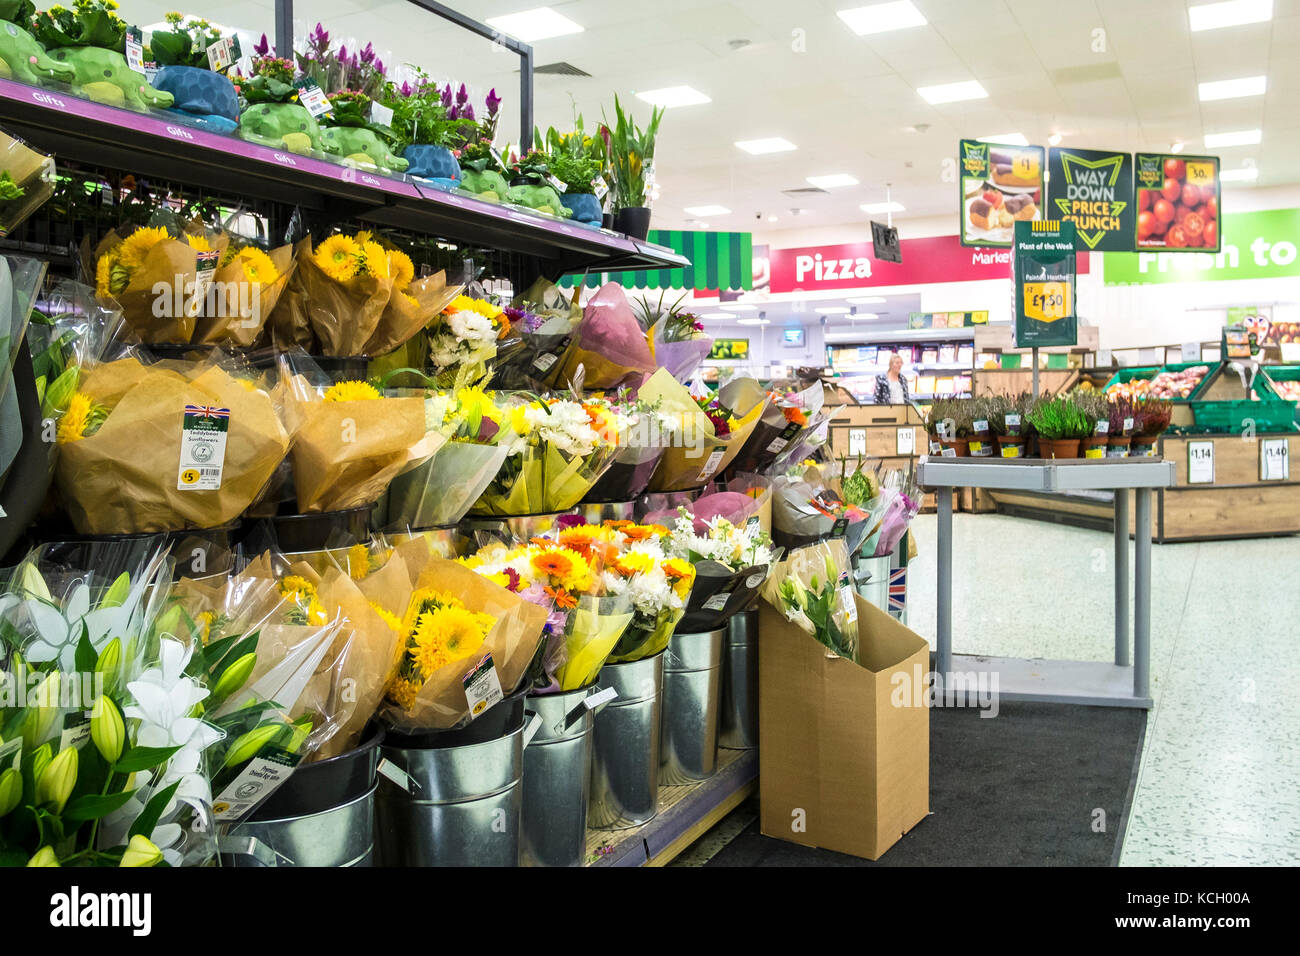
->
637;290;713;383
641;368;769;492
581;394;673;502
602;532;696;664
645;472;772;535
378;559;547;732
426;292;509;385
490;277;583;391
0;543;217;866
761;538;859;661
556;282;657;391
191;235;297;348
665;512;776;632
770;467;874;555
53;351;290;534
725;379;826;476
276;352;434;513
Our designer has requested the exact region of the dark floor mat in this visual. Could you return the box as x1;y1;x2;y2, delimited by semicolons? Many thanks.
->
700;701;1147;867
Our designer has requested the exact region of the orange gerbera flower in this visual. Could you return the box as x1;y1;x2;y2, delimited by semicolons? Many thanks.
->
604;519;634;531
662;558;694;581
529;536;558;550
623;523;670;542
531;550;575;580
782;405;808;426
545;585;578;610
558;526;597;556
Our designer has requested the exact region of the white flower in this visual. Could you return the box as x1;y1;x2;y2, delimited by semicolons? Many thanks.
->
425;393;453;432
447;308;496;345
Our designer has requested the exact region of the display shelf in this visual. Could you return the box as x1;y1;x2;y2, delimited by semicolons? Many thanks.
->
917;456;1176;492
0;78;688;278
584;749;757;867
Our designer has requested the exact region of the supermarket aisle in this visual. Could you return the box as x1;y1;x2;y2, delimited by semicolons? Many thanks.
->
905;513;1300;866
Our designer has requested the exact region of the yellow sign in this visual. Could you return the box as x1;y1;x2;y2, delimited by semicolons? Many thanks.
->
180;468;201;485
1186;161;1215;186
1022;282;1071;322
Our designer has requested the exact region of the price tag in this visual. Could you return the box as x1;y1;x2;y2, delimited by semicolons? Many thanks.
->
1000;444;1022;458
973;419;989;434
125;27;145;74
463;654;503;718
941;447;957;458
830;518;849;539
702;591;731;612
1123;417;1135;434
696;448;725;481
177;405;230;491
766;421;800;454
1260;439;1289;481
745;571;767;589
192;249;219;310
212;746;301;822
532;352;559;373
1188;440;1215;484
1095;420;1109;435
1012;152;1040;181
59;711;92;752
583;687;619;711
377;758;417;793
848;428;866;457
896;427;915;456
1023;281;1071;322
929;440;943;455
295;80;332;117
206;35;240;73
370;101;394;126
1005;413;1021;434
545;173;568;193
1185;161;1216;186
592;178;609;201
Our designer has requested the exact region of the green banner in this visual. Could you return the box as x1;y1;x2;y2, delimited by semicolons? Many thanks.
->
1047;147;1134;251
562;229;753;290
1104;208;1298;285
1014;220;1077;348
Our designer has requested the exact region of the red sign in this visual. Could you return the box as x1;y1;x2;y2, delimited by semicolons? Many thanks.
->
768;236;1088;294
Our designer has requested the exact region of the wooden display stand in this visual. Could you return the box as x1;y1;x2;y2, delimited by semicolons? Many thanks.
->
828;403;926;469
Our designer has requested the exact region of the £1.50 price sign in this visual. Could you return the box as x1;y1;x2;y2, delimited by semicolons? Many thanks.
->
1014;219;1078;348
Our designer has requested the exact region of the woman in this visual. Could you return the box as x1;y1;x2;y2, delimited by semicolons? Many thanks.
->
874;352;910;405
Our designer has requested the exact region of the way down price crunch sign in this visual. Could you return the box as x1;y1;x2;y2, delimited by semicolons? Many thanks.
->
1014;219;1078;349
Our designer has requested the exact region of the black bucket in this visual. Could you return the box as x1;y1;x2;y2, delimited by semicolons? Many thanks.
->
34;523;241;581
266;503;375;553
249;724;386;820
313;355;371;384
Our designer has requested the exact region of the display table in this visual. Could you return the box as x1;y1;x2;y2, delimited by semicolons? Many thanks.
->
918;457;1177;709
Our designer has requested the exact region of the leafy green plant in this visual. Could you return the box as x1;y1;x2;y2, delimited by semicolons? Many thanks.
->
507;148;551;184
147;11;224;69
547;152;602;194
30;0;126;51
535;117;608;194
458;140;502;174
379;68;477;152
0;1;35;24
1026;395;1091;440
603;94;663;210
232;56;296;104
840;456;879;507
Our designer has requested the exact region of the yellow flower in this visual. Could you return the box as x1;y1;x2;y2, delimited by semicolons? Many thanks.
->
359;240;390;279
369;602;402;632
447;294;502;320
195;610;215;643
614;552;654;577
400;291;419;310
306;599;329;627
323;380;380;402
238;247;279;285
455;386;501;423
387;676;421;711
57;392;93;444
315;234;359;281
119;835;163;868
117;226;170;271
432;606;489;663
487;571;511;589
508;404;531;435
387;248;415;291
279;575;317;599
95;253;114;297
348;542;370;580
185;233;213;253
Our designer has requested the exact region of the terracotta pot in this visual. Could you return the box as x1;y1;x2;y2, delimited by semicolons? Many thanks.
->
1038;438;1080;459
940;438;970;457
1107;436;1132;458
967;436;994;457
995;434;1027;459
1081;436;1109;460
1130;435;1159;458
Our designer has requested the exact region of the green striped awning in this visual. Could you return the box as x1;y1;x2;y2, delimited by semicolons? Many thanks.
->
563;230;753;290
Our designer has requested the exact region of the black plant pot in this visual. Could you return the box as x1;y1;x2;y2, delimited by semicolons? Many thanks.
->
601;212;615;230
249;724;386;820
33;523;242;581
313;355;371;384
614;206;652;240
267;502;375;553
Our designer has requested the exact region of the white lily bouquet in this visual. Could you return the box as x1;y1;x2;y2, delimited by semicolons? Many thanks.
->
761;539;859;661
0;544;219;867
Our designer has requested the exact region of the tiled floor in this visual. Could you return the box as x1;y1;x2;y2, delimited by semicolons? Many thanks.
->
905;512;1300;866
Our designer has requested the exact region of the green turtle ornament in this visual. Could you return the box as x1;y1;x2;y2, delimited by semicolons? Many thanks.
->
238;101;323;155
0;19;75;85
320;126;408;173
46;46;174;110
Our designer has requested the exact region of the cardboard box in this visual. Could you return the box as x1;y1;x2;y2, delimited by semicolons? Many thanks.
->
758;593;930;860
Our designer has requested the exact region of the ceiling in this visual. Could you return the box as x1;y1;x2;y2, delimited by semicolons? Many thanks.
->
121;0;1299;234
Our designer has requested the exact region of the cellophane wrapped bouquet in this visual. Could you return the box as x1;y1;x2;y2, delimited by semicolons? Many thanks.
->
762;538;860;661
725;379;827;476
771;461;875;554
426;293;510;385
643;472;772;536
492;278;584;391
599;522;697;664
635;289;713;383
576;393;675;502
557;282;657;390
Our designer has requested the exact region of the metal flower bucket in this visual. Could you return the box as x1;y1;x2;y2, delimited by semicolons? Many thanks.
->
854;553;893;613
589;652;664;829
660;627;725;785
720;609;759;750
521;684;598;867
220;783;379;867
374;718;526;866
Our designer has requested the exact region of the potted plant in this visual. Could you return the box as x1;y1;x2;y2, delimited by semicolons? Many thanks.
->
32;0;175;111
379;68;480;183
502;149;571;218
603;94;663;240
537;120;607;225
233;53;322;155
1074;391;1110;459
928;397;972;456
1130;400;1172;457
1107;395;1138;457
1027;395;1089;459
458;140;510;201
989;394;1029;458
967;396;996;457
146;12;240;132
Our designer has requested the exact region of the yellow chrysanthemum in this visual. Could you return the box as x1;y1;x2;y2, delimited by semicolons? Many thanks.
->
455;386;501;423
446;294;502;320
323;380;380;402
315;234;359;281
387;676;421;711
306;599;329;627
387;248;415;291
185;233;212;253
348;543;370;580
279;575;317;598
238;247;279;285
56;392;93;444
458;555;485;569
508;404;531;436
94;254;114;298
369;602;402;632
117;226;170;271
359;241;390;279
614;552;655;577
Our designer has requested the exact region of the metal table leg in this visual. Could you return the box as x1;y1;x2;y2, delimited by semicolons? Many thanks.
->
1114;488;1130;667
1133;488;1152;699
936;485;952;677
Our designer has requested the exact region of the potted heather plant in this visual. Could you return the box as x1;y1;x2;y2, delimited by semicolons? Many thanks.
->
967;396;996;457
604;94;663;240
1130;400;1173;457
1074;391;1111;459
1107;395;1138;458
989;394;1029;458
147;12;240;131
928;397;972;456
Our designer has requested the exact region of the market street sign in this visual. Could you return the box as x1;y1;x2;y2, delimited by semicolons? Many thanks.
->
1047;147;1134;251
1014;219;1077;348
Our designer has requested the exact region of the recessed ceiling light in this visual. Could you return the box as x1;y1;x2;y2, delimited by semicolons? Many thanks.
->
1048;133;1063;146
635;85;711;107
1204;128;1262;147
735;137;797;154
1198;75;1266;101
836;1;927;36
1170;141;1185;153
1189;0;1272;32
1220;166;1260;182
852;312;881;320
736;317;770;326
977;132;1029;146
846;296;886;304
917;80;988;104
685;205;730;217
767;215;779;222
807;173;859;189
860;201;905;213
485;6;584;41
818;307;851;314
701;312;733;319
719;303;757;311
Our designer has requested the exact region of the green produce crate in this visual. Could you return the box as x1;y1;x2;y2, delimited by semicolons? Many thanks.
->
1102;362;1212;401
1185;378;1298;433
1260;365;1300;426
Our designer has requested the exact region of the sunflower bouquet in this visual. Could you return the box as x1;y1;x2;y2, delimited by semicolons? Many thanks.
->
88;224;228;344
368;252;462;358
276;352;436;513
379;558;547;731
268;231;396;355
192;238;297;348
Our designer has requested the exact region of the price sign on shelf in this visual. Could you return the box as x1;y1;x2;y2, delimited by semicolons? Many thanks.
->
1260;439;1290;481
848;428;867;457
1188;440;1215;484
896;427;915;456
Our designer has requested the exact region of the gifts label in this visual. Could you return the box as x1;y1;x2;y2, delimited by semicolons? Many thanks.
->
59;711;92;752
697;448;726;481
295;80;332;117
125;27;145;74
212;745;301;822
178;405;230;491
463;653;503;718
369;101;394;127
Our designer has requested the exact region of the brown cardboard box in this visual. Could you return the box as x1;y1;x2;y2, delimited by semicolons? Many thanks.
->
758;593;930;860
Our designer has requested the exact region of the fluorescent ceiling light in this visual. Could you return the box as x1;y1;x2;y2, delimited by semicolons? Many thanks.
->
1204;128;1262;147
1189;0;1272;32
1198;75;1266;101
977;133;1029;146
807;173;859;188
485;6;583;42
735;137;797;154
836;1;927;36
1220;166;1260;181
719;303;757;311
701;313;733;319
818;307;851;314
917;80;987;104
636;86;710;107
767;215;779;222
860;201;905;214
846;296;886;304
851;312;881;319
685;205;730;216
736;317;770;326
1170;142;1185;153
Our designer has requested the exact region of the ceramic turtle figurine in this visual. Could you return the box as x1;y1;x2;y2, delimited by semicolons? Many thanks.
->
238;102;322;155
45;47;174;110
460;168;511;202
320;127;408;173
0;19;75;85
506;182;572;218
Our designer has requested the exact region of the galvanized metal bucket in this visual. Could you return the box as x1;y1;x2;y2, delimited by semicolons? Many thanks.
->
720;609;759;750
589;652;664;829
220;783;378;867
521;685;597;867
855;554;892;613
374;719;525;866
660;628;725;785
